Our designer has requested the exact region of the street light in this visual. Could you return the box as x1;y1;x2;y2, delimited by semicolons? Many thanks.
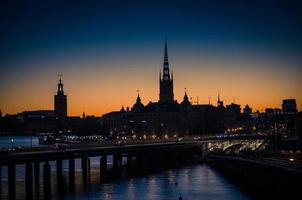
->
11;138;14;148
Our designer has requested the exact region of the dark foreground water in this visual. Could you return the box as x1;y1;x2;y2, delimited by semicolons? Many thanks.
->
0;136;251;200
63;165;251;200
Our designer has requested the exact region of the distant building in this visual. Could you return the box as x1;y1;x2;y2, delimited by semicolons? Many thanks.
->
217;92;224;108
21;110;55;119
21;110;56;133
243;104;252;115
54;76;67;128
224;103;241;129
265;108;282;115
103;40;224;138
282;99;297;114
159;40;174;103
295;112;302;141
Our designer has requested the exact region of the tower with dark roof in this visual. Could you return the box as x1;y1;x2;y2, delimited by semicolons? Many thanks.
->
54;75;67;121
159;39;174;103
132;90;144;112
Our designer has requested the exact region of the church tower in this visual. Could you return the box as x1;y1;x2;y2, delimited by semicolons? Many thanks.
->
159;39;174;103
54;75;67;121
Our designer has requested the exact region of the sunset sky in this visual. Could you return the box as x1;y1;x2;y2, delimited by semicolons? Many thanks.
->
1;0;302;116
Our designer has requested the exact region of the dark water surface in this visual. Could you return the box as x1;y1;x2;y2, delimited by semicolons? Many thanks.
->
63;165;251;200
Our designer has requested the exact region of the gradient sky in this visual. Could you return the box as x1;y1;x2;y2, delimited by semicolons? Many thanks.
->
1;0;302;116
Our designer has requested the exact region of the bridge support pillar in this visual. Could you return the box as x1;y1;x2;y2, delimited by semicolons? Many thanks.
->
126;154;132;173
0;165;2;196
69;158;75;187
25;163;33;199
100;155;107;181
8;163;16;200
43;161;51;197
113;153;119;171
141;153;148;171
81;156;88;186
56;159;63;187
87;158;91;183
162;151;170;167
127;154;132;165
34;162;40;197
113;153;122;177
118;154;123;168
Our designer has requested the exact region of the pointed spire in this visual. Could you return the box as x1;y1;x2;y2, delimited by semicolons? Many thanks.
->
162;38;170;80
57;74;64;95
217;91;224;107
182;87;191;106
164;38;168;63
159;69;161;80
59;73;62;83
218;91;220;102
136;89;141;103
183;88;188;100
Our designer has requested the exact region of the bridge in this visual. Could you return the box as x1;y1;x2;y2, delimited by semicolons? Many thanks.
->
0;141;202;199
207;153;302;198
0;134;300;199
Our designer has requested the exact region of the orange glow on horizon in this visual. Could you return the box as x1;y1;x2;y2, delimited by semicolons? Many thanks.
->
1;52;301;116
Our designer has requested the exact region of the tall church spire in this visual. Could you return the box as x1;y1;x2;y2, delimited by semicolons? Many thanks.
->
159;39;174;103
218;91;220;102
217;91;224;107
162;39;170;81
164;38;168;64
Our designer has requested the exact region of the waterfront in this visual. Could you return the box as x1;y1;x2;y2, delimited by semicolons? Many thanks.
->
0;135;40;148
0;136;252;200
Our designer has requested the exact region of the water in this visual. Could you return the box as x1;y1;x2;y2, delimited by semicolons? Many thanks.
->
0;136;252;199
0;135;40;148
63;165;251;200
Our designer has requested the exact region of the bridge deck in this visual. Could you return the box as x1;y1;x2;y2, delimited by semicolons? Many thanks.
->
0;141;200;165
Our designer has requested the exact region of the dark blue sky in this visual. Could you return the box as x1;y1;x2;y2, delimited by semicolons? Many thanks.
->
1;0;302;59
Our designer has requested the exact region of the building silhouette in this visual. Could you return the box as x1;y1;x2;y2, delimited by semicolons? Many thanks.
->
103;41;225;138
159;39;174;103
282;99;297;114
54;76;67;131
243;104;252;115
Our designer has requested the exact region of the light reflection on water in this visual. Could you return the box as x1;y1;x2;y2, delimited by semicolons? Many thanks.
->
1;164;251;200
61;165;250;200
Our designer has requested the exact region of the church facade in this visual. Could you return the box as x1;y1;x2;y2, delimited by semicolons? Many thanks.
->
103;41;226;138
